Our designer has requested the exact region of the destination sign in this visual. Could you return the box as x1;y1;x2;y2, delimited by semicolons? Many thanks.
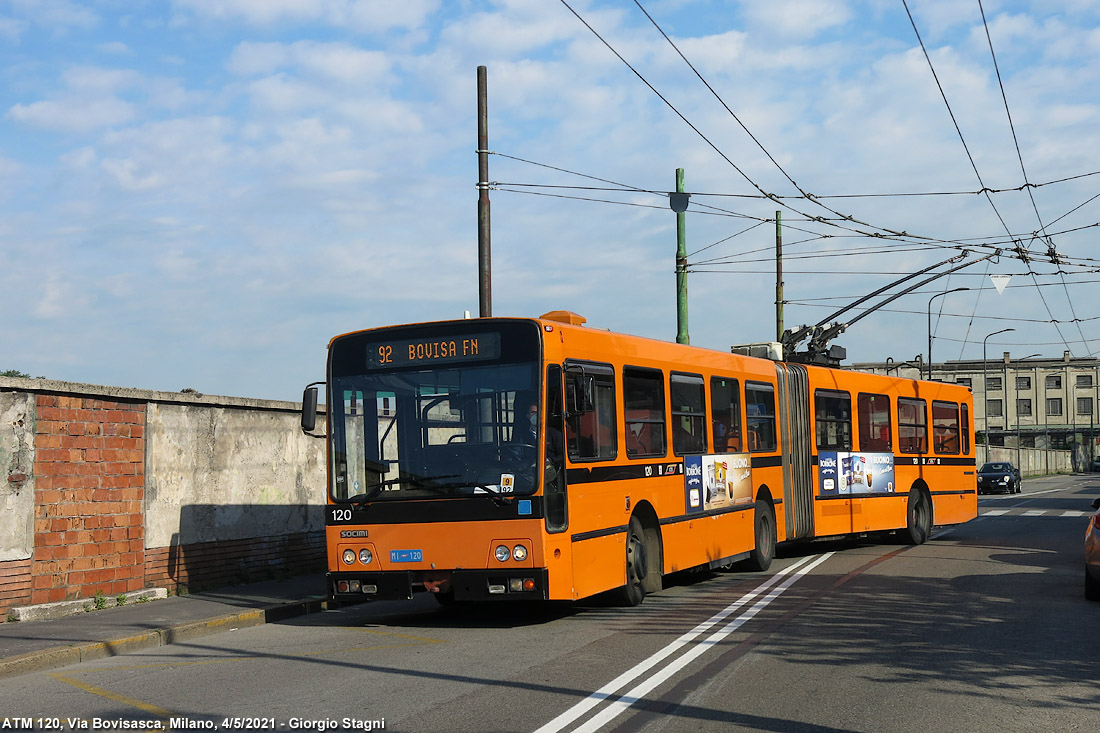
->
365;332;501;370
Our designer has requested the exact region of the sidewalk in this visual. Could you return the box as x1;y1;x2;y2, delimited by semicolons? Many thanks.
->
0;573;328;680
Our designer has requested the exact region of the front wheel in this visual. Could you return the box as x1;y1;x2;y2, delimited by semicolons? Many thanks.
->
905;489;932;545
1086;568;1100;602
743;499;776;572
612;517;648;606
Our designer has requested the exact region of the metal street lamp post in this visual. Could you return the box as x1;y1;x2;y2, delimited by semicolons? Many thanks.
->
926;288;970;380
982;328;1015;462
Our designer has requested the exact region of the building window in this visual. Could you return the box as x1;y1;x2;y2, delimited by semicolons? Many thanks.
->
987;376;1002;391
1047;398;1063;417
1077;374;1094;388
1021;435;1035;448
987;399;1003;417
956;378;972;388
1017;399;1032;417
1078;397;1093;416
1016;376;1031;390
1046;375;1062;389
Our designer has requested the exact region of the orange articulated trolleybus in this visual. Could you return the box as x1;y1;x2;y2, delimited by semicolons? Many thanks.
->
301;311;977;606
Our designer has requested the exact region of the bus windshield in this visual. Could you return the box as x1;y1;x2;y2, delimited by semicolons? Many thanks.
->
329;324;541;503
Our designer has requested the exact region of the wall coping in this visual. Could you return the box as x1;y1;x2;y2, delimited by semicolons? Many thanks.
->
0;376;315;414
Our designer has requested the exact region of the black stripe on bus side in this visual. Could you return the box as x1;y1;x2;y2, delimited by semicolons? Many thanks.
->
895;456;977;467
659;502;757;527
810;454;976;467
814;488;977;501
571;525;628;543
567;462;684;484
567;455;784;484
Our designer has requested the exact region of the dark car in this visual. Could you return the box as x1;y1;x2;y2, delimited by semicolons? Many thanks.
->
977;462;1020;495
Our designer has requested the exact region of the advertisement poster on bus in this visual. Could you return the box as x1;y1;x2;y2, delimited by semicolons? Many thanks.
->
818;451;895;496
684;453;753;512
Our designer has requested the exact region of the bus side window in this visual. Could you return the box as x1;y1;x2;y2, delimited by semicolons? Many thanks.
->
932;400;960;455
624;367;666;458
814;389;852;451
897;397;927;454
710;376;742;453
745;382;777;453
857;393;891;452
671;373;706;455
565;363;617;461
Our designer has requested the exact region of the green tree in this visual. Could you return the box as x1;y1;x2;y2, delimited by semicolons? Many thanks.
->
1;369;33;378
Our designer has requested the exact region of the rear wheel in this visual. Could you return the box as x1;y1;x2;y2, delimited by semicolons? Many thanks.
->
613;517;648;606
743;499;776;572
905;489;932;545
1087;568;1100;602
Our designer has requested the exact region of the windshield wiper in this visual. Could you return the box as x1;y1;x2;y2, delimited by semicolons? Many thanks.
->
438;481;515;506
337;474;461;507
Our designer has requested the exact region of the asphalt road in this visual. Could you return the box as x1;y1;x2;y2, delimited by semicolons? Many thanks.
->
1;474;1098;732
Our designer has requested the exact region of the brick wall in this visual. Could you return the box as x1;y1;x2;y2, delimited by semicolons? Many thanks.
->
145;532;325;593
0;378;325;622
32;396;146;604
0;558;32;619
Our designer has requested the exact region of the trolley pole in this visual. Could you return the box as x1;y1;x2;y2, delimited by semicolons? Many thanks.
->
477;66;492;317
775;210;783;342
675;168;689;344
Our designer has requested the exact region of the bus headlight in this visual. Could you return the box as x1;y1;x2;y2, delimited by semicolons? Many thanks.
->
342;549;356;565
495;545;510;562
359;548;373;565
512;544;528;562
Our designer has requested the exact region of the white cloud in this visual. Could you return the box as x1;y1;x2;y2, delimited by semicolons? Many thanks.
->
173;0;440;33
228;40;390;84
9;0;97;31
7;97;134;132
739;0;853;38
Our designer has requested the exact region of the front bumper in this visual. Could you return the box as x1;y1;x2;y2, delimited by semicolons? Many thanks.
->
978;478;1012;493
328;568;550;602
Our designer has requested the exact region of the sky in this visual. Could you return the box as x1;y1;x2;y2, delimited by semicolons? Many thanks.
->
3;0;1100;401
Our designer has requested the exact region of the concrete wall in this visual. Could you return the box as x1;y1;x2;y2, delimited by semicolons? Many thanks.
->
986;445;1073;476
0;377;326;618
1;391;35;562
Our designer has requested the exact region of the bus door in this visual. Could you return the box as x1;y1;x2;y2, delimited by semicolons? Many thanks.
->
776;362;814;539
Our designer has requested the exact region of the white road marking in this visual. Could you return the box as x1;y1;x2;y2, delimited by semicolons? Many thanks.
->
535;552;833;733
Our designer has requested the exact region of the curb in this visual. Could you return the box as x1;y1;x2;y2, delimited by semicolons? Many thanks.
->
0;598;326;680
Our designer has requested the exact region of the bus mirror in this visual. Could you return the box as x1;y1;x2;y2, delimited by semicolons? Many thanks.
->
567;374;595;415
301;386;318;432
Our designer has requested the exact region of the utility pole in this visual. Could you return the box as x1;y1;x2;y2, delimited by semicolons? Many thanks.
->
775;210;783;342
674;168;689;344
476;66;492;317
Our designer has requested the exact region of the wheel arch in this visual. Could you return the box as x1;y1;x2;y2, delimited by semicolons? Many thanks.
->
630;499;663;593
